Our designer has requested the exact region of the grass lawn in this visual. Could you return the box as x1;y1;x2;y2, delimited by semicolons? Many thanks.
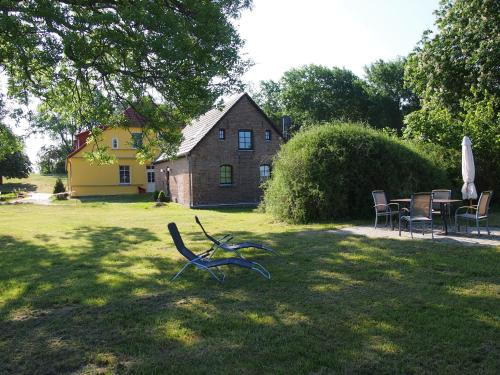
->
0;198;499;374
0;173;68;194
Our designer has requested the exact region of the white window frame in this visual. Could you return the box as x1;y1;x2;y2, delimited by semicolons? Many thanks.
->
112;137;119;149
260;164;271;182
119;165;131;185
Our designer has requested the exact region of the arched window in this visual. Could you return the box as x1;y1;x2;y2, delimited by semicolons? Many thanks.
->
219;165;233;185
112;138;119;149
260;164;271;182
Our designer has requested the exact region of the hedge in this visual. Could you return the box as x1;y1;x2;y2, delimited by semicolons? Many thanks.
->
263;122;450;223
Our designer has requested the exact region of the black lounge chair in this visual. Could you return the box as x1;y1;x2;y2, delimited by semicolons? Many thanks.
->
195;216;278;257
168;223;270;282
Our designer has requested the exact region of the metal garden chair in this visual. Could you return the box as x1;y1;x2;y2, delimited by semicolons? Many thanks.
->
167;222;271;283
455;191;493;236
372;190;399;229
399;192;434;239
431;189;452;228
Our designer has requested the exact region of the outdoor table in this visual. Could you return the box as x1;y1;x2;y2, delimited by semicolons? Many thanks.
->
390;198;461;235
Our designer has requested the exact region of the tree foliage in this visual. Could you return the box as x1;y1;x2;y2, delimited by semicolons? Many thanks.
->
364;58;419;130
404;0;500;192
0;0;252;158
253;62;418;133
0;150;32;184
37;145;67;175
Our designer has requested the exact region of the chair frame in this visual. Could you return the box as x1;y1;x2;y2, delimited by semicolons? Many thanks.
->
195;216;278;257
372;190;400;230
168;222;271;283
399;192;434;239
455;191;493;236
431;189;452;230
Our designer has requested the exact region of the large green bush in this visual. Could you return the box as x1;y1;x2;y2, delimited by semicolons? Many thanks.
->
264;123;449;223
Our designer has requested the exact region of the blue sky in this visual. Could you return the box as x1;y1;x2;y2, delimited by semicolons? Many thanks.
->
10;0;440;165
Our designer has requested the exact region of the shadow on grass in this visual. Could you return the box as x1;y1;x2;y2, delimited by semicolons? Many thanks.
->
0;182;37;193
74;194;155;204
0;225;499;374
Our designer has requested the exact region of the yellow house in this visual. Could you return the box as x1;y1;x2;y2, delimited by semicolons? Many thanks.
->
67;109;156;196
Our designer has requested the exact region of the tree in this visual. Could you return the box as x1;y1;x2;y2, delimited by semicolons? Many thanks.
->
281;65;370;126
0;95;21;159
364;58;419;130
0;0;252;159
37;145;67;175
405;0;499;113
254;65;371;132
0;151;32;185
404;0;500;192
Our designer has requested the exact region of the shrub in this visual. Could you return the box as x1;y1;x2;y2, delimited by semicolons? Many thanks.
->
157;190;170;203
153;190;160;201
263;122;449;223
53;178;67;200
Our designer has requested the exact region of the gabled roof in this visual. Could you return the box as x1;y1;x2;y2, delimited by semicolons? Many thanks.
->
156;92;279;162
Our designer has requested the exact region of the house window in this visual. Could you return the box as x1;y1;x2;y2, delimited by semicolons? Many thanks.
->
265;130;271;141
147;171;155;183
131;133;142;148
219;128;225;140
260;164;271;182
119;166;131;184
219;165;233;185
112;138;119;149
238;130;253;150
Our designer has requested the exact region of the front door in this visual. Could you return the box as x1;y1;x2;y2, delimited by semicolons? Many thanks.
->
146;166;155;192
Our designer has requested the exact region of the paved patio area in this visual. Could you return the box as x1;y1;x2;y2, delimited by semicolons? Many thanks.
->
327;225;500;247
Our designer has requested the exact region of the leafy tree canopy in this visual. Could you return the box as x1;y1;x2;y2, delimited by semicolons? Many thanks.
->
37;145;67;175
0;0;252;158
404;0;500;192
405;0;500;112
0;150;32;184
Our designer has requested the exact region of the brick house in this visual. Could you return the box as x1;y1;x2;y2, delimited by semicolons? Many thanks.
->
154;93;282;207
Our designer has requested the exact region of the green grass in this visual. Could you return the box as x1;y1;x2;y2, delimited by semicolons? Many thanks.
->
0;199;499;374
0;173;68;193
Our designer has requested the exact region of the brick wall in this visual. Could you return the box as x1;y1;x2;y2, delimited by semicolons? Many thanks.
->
154;157;191;205
190;95;282;206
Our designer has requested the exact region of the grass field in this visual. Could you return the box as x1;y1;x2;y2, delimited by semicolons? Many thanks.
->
0;173;68;194
0;196;499;374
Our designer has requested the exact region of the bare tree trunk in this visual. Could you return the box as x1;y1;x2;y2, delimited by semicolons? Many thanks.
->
0;175;3;185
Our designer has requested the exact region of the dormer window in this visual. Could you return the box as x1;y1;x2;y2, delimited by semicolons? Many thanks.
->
265;130;271;141
112;138;119;149
219;128;225;140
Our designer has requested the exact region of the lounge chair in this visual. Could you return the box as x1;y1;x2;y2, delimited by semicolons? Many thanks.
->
455;191;493;236
372;190;399;229
167;222;271;282
399;192;434;239
195;216;278;257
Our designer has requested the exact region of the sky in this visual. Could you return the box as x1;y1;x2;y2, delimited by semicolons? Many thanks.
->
6;0;439;167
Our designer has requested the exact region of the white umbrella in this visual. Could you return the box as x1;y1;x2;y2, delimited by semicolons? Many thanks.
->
461;136;478;200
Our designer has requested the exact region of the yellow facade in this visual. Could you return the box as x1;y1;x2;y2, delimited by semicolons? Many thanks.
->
67;127;155;196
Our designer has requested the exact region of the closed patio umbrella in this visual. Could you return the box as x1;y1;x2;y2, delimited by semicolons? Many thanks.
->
461;136;477;201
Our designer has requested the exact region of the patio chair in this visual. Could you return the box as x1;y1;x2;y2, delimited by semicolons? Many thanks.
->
431;189;452;226
167;222;271;283
455;191;493;236
372;190;400;229
399;192;434;239
195;216;278;257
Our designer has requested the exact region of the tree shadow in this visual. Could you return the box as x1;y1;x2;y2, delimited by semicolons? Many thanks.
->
0;182;37;193
0;225;499;374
